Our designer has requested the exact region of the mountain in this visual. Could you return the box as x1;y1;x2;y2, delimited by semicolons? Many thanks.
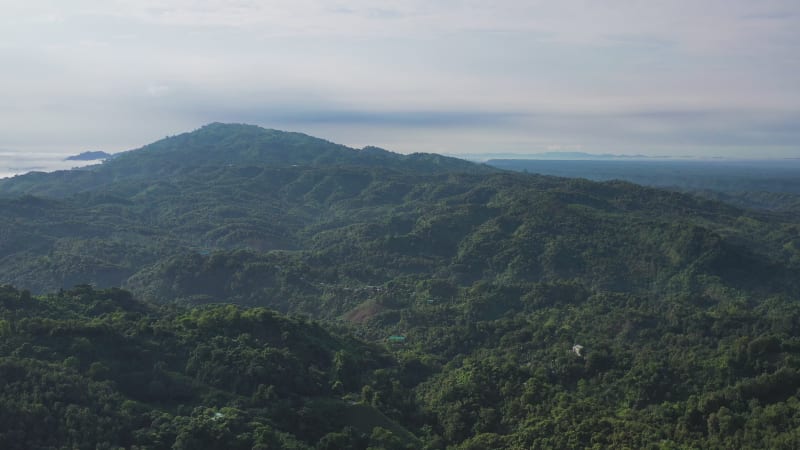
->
493;151;650;160
451;151;652;161
0;123;797;332
0;123;493;198
0;138;795;304
65;150;112;161
2;123;800;448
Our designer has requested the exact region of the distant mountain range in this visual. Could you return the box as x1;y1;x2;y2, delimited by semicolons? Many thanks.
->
455;151;800;161
453;151;654;161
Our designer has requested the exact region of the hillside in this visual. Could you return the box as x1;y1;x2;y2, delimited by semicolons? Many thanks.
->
1;124;800;448
0;125;796;302
0;123;492;198
0;285;424;449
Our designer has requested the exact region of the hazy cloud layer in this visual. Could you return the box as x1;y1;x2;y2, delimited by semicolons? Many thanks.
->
1;0;798;157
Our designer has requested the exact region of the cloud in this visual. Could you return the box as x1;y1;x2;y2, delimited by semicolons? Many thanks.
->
254;110;523;128
146;84;171;97
0;0;798;157
741;12;796;20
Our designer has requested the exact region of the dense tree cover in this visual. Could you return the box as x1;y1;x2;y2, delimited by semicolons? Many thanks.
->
402;284;800;448
0;284;423;449
6;281;800;448
692;190;800;216
0;124;800;447
0;134;797;300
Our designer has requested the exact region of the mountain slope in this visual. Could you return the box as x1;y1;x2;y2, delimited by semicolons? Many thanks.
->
2;124;800;448
0;124;797;304
0;123;493;198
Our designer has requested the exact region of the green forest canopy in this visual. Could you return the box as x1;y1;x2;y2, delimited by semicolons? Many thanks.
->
0;124;799;448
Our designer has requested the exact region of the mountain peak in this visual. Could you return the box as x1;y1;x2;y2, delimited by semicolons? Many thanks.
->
119;123;490;174
0;124;494;197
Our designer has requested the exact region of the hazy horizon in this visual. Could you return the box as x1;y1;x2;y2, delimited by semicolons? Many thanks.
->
4;132;800;181
2;1;799;158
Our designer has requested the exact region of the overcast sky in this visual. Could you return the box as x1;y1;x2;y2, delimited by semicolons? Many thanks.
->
1;0;799;157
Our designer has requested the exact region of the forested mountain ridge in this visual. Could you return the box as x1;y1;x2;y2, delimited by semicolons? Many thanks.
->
0;124;797;300
2;124;800;448
0;123;492;198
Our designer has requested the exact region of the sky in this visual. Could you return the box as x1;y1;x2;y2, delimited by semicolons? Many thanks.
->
1;0;799;159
